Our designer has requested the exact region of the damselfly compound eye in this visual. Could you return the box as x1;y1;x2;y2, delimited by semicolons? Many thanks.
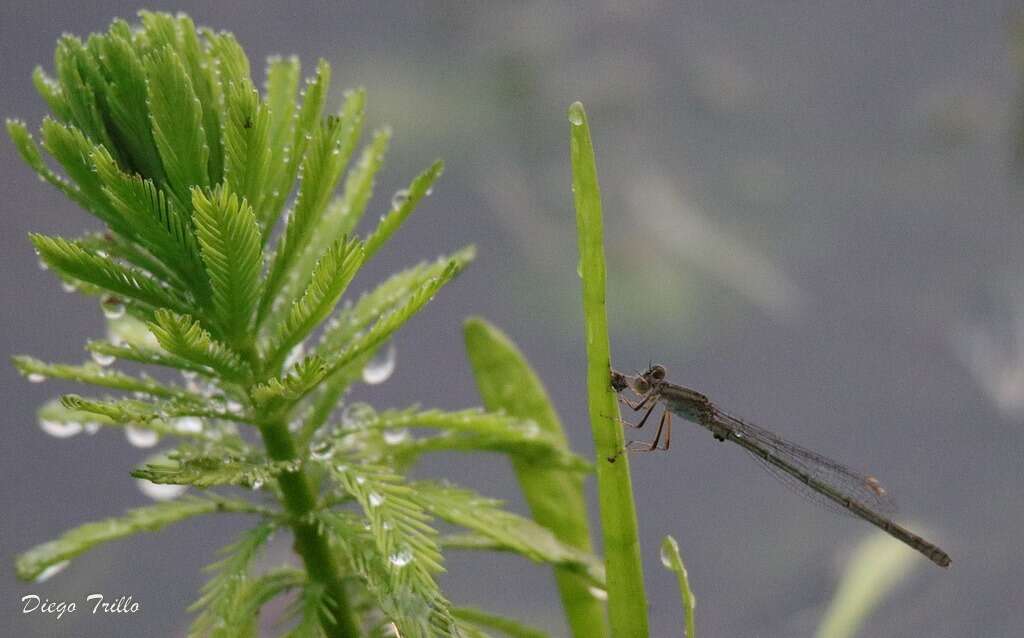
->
649;365;667;380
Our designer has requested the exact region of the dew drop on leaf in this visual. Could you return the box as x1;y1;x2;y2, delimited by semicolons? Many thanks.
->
101;296;126;320
388;546;413;568
90;350;115;366
367;491;383;508
27;372;47;383
125;426;159;448
362;343;397;385
390;189;409;210
40;419;82;438
137;479;187;501
174;417;203;434
587;586;608;601
660;537;679;569
383;428;409;445
34;560;69;583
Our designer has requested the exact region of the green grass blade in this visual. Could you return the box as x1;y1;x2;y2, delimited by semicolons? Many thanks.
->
463;317;608;638
568;100;649;637
660;536;696;638
451;607;549;638
814;531;920;638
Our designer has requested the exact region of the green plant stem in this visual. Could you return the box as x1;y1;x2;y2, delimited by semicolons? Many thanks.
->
258;419;359;638
568;100;650;637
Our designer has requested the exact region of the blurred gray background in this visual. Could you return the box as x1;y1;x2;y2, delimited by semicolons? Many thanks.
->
2;2;1022;636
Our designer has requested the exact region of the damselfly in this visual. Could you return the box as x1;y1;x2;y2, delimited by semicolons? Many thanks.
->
611;365;951;567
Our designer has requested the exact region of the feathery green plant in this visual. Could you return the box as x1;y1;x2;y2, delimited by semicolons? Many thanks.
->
9;12;603;637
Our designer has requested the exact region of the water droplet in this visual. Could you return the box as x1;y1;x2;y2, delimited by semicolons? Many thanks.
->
354;475;367;485
587;586;608;601
251;478;264;490
521;420;540;438
226;399;243;415
362;343;397;385
311;444;334;461
40;419;82;438
37;258;49;271
61;281;77;293
390;189;409;210
101;296;125;319
388;546;413;568
424;186;434;196
34;560;69;583
333;463;348;473
83;422;101;435
382;428;409;445
90;350;115;367
174;417;203;434
367;492;384;508
660;537;679;569
27;372;47;383
137;480;187;501
125;426;159;448
568;108;584;126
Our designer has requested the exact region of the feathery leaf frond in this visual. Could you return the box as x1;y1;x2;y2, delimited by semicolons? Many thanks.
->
148;309;251;382
191;185;264;346
16;497;261;582
31;234;192;315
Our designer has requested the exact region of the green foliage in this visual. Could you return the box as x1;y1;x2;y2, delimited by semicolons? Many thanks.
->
189;523;277;637
16;497;262;581
191;185;264;346
569;101;650;636
464;317;607;637
9;12;608;638
660;536;696;638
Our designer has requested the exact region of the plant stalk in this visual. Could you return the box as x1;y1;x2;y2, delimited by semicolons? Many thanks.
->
568;101;650;637
259;419;360;637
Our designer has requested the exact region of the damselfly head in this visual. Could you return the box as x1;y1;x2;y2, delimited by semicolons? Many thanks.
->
645;364;667;382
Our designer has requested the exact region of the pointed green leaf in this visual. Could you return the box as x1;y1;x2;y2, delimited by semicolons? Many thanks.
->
451;607;549;638
364;160;443;262
31;234;192;315
660;536;697;638
92;147;205;287
145;45;209;206
12;355;181;398
252;355;328;408
189;523;276;637
415;482;604;585
270;237;364;366
223;81;272;216
258;55;300;227
277;125;386;318
261;59;331;234
53;34;116;153
258;88;363;326
31;67;70;120
132;455;289;489
39;118;126;230
90;30;166;180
